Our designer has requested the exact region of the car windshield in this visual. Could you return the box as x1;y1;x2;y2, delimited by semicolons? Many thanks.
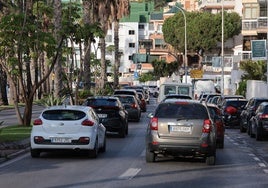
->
42;110;86;120
155;103;208;119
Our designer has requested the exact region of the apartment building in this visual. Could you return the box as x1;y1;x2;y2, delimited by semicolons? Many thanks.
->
241;0;268;60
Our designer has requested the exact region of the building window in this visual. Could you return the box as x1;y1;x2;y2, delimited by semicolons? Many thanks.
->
139;24;144;30
244;4;258;19
129;43;135;48
129;30;135;35
129;55;133;60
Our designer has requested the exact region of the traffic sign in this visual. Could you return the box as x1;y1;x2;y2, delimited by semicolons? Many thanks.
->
190;69;203;78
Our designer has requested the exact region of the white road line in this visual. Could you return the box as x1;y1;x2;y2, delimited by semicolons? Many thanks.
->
253;157;261;162
258;163;266;167
118;168;141;180
263;169;268;174
248;153;255;157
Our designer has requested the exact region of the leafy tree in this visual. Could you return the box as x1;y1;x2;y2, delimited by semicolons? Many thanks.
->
151;60;179;79
240;60;267;81
163;11;241;56
139;72;156;83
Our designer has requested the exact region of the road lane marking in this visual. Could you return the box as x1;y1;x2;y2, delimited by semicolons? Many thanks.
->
118;168;141;180
258;163;266;167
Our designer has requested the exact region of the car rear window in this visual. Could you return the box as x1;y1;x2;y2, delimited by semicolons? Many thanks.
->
155;103;209;119
226;101;247;108
85;99;117;107
117;96;134;103
42;110;86;120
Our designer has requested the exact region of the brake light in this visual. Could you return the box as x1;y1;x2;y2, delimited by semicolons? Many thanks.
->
202;119;212;133
131;103;138;109
260;114;268;119
34;136;45;143
225;106;237;115
33;118;43;126
82;119;94;126
150;117;158;131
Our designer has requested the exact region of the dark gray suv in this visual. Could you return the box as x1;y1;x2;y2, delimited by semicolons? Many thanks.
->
145;100;217;165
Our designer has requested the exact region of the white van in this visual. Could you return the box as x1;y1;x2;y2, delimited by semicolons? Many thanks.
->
157;82;193;103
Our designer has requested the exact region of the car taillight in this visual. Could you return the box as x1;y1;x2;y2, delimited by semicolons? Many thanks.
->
150;117;158;130
82;119;94;126
225;106;237;115
260;114;268;119
131;103;138;109
33;118;43;126
202;119;212;133
34;136;45;143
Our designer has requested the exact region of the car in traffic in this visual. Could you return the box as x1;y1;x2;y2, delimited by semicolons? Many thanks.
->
221;98;248;128
137;91;147;112
114;94;141;122
216;95;245;108
249;102;268;140
161;94;193;102
145;99;217;165
30;105;106;158
240;97;268;133
83;96;128;138
207;103;225;148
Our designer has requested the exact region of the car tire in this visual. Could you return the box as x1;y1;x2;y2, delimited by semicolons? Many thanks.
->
256;127;262;141
218;139;224;149
31;149;40;158
206;155;216;165
99;137;106;153
146;148;155;163
119;126;126;138
88;139;98;158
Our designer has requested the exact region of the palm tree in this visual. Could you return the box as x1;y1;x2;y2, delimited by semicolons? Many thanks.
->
111;0;130;89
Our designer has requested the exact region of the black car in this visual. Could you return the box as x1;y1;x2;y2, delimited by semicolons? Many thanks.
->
114;94;141;122
161;94;192;102
83;96;128;138
240;97;268;133
249;102;268;140
221;98;248;127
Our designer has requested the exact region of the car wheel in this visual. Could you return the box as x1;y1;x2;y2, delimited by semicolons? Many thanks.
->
31;149;40;158
218;139;224;149
88;139;98;158
119;126;126;138
256;127;262;141
146;148;155;163
206;155;216;165
99;136;106;153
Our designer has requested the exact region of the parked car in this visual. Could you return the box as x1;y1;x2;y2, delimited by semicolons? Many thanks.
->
161;94;193;102
83;96;128;138
249;102;268;140
114;94;141;122
30;105;106;158
240;97;268;133
221;98;248;128
113;89;141;107
207;103;225;148
145;99;217;165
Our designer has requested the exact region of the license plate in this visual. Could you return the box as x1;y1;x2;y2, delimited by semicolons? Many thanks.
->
98;113;107;118
170;126;191;133
51;137;72;143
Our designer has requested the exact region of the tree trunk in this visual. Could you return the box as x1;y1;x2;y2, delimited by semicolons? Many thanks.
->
99;37;107;91
113;20;120;89
53;0;63;97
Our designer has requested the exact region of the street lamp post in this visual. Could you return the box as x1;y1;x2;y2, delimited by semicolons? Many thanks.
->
221;0;225;95
174;5;187;83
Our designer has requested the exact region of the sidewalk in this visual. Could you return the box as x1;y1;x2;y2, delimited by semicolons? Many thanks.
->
0;138;30;163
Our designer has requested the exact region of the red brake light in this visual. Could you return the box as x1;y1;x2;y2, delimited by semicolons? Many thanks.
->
33;118;43;126
225;106;237;115
260;114;268;119
78;137;90;144
131;103;138;108
150;117;158;131
82;119;94;126
202;119;212;133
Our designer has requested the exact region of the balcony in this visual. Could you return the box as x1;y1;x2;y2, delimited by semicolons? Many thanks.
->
242;17;268;35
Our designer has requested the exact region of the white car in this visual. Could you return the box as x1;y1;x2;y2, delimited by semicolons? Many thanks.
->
30;105;106;158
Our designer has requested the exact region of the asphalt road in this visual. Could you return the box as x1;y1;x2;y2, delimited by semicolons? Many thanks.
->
1;98;268;188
